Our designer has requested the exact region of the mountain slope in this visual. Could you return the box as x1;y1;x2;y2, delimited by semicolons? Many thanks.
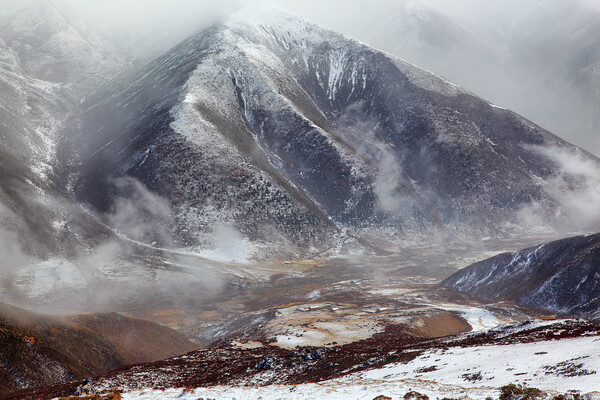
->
0;302;196;396
0;1;132;97
442;233;600;317
66;7;600;254
294;0;600;156
0;29;90;259
0;2;141;263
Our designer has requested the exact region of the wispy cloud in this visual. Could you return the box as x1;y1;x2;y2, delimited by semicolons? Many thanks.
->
518;145;600;233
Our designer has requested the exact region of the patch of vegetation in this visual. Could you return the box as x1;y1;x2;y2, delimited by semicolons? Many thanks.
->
499;383;544;400
462;371;483;382
543;357;596;377
404;390;430;400
415;365;438;373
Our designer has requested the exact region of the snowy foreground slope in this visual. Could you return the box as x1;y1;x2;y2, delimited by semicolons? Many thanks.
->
67;6;600;254
119;327;600;400
19;319;599;399
116;332;600;399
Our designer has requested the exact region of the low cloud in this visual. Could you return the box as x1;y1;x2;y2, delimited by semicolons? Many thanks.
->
518;145;600;233
373;151;411;215
540;147;600;230
107;176;175;247
0;229;29;300
0;177;225;311
196;223;252;263
338;103;417;217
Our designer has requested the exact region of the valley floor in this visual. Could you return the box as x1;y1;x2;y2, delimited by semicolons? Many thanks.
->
5;240;598;400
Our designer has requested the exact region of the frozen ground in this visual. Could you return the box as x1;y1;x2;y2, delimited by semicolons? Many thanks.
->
116;331;600;399
119;382;494;400
93;332;600;400
359;335;600;393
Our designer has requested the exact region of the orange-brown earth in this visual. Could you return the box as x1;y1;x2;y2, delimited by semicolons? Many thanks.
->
0;303;196;396
114;255;532;349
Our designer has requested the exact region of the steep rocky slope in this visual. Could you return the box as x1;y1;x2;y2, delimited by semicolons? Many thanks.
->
442;233;600;317
0;2;139;260
66;7;600;255
0;302;196;396
296;0;600;156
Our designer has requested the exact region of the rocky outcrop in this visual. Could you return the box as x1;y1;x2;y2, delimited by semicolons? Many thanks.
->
442;233;600;317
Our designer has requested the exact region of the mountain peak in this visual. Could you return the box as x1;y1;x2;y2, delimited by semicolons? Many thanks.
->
224;2;306;26
217;4;466;100
66;4;600;260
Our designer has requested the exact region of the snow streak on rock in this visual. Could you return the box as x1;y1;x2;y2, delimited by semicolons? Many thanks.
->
443;233;600;317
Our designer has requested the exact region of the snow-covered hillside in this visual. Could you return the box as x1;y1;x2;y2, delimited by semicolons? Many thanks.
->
443;233;600;317
66;6;600;256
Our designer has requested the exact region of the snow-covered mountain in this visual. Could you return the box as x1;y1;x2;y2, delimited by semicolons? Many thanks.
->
287;0;600;156
0;1;133;97
442;233;600;317
2;4;600;399
66;7;600;254
0;2;140;261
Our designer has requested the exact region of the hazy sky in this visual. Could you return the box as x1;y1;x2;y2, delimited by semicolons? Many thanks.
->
1;0;598;50
3;0;599;39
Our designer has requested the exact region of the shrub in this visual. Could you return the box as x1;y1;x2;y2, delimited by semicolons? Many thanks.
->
499;384;544;400
404;390;430;400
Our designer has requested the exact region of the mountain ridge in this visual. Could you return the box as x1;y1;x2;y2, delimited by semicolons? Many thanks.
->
0;301;197;396
442;232;600;317
64;6;600;256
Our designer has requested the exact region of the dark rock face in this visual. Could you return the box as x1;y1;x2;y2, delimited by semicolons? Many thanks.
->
442;233;600;317
65;8;600;250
